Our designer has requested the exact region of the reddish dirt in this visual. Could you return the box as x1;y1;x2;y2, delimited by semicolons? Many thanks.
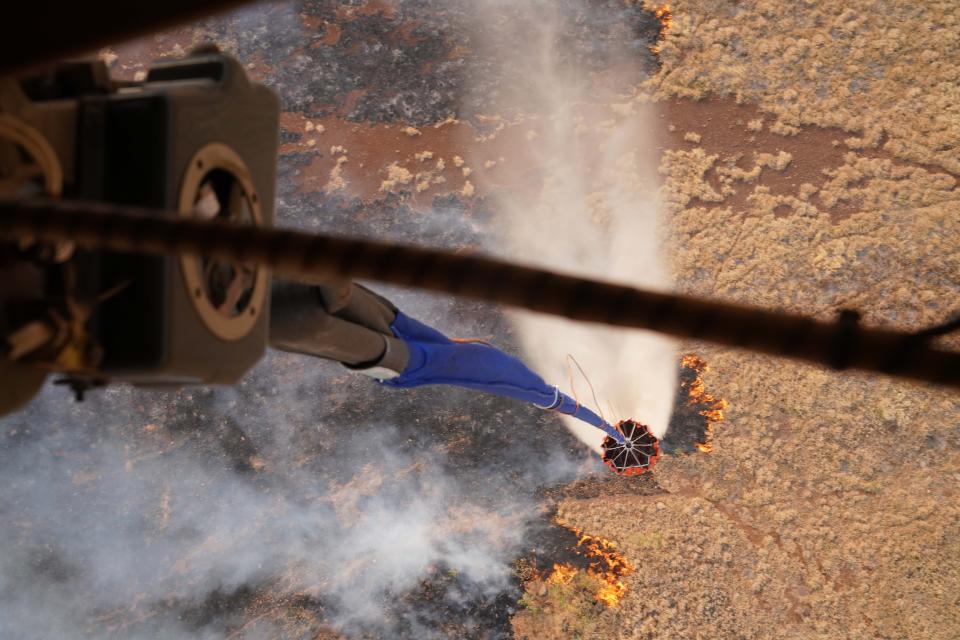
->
656;98;959;221
278;95;959;223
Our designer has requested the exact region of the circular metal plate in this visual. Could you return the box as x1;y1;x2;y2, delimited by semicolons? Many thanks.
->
0;113;62;198
178;143;268;342
0;114;58;406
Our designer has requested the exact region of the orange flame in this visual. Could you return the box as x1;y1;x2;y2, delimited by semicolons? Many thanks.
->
681;354;728;453
546;563;577;586
650;4;673;55
543;530;635;608
654;3;673;27
578;533;634;607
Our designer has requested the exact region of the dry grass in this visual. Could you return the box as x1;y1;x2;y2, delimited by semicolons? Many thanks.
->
531;1;960;638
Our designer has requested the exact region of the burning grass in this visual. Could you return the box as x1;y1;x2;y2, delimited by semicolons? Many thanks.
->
522;527;633;609
658;353;730;455
513;524;634;638
649;3;673;54
575;532;634;607
652;4;672;31
679;354;728;453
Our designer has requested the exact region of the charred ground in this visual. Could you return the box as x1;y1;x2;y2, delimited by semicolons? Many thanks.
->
0;2;735;639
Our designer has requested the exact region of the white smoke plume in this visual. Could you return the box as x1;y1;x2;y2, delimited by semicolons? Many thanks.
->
0;316;551;631
0;353;585;639
468;1;679;449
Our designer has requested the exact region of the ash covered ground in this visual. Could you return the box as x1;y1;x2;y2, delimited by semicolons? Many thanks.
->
3;1;959;639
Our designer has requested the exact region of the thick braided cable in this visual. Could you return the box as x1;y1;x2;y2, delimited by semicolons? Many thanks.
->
1;197;958;388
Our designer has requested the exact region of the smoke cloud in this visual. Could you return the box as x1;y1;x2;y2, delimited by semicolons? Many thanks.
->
0;1;669;637
467;1;679;449
0;350;588;639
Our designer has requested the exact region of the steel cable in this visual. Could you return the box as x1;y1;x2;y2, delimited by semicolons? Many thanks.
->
1;197;957;388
